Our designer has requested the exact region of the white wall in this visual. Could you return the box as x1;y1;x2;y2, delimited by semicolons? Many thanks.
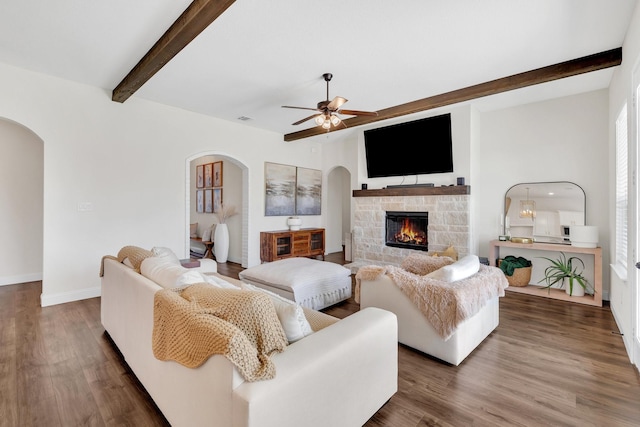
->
0;118;43;285
0;62;322;306
608;0;640;365
473;90;610;294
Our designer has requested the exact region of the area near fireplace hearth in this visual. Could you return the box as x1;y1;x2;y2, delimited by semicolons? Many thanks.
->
348;186;471;272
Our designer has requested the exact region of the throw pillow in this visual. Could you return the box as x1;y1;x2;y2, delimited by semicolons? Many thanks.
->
201;228;212;242
151;246;181;265
190;223;198;238
401;253;455;275
426;254;480;282
141;256;189;289
240;282;313;344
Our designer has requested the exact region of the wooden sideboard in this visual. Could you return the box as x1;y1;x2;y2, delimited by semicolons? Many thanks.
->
489;240;602;307
260;228;325;262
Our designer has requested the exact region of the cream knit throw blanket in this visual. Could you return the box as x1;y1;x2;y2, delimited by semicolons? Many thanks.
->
356;265;508;340
152;283;288;382
99;245;153;276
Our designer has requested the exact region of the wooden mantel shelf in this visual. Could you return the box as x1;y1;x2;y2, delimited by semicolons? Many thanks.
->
353;185;470;197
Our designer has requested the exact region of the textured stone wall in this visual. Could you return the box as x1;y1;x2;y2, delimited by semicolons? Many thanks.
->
351;194;470;268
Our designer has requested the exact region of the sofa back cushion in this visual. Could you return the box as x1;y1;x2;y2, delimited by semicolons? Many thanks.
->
141;256;203;289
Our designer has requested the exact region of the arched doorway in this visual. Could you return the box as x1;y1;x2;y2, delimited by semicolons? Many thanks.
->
185;153;249;268
326;166;352;259
0;118;44;285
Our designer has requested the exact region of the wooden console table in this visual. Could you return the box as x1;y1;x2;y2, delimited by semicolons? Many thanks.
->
489;240;602;307
260;228;325;263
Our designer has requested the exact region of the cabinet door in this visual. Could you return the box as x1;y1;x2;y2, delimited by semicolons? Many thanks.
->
275;234;293;258
293;232;310;256
309;230;325;255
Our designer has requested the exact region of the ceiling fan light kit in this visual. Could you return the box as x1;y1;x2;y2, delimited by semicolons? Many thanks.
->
282;72;377;132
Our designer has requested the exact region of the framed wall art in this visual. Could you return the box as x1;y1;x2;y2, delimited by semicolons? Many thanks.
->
196;189;204;213
213;161;223;187
264;162;296;216
204;163;213;187
196;165;204;188
213;188;223;213
204;189;213;213
295;167;322;215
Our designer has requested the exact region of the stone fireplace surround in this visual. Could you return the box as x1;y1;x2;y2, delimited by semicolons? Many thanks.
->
348;186;471;272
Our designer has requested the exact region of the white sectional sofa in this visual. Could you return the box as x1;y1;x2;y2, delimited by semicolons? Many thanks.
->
101;253;398;427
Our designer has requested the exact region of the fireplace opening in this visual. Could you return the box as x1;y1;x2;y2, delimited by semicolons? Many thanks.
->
385;211;428;251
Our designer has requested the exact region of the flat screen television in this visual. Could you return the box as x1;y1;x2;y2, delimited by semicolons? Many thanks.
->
364;113;453;178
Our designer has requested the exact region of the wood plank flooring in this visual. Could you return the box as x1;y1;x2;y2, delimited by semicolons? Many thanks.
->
2;253;639;426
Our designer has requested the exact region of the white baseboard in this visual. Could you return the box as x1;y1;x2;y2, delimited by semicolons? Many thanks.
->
0;272;43;286
40;286;101;307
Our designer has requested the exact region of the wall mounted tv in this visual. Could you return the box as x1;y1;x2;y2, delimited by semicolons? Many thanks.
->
364;113;453;178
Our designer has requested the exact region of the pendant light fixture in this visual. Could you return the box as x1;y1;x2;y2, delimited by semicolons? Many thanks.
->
519;187;536;219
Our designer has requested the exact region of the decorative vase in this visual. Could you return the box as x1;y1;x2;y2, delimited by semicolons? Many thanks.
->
287;216;302;231
214;223;229;263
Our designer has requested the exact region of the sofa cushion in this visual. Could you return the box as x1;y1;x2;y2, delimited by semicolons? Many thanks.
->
151;246;181;265
427;254;480;283
240;282;313;344
141;256;190;289
401;253;455;275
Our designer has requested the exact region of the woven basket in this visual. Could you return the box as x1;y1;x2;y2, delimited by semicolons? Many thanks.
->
498;259;532;287
505;266;532;287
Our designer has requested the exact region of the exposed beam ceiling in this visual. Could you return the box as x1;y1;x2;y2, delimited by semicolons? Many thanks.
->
284;47;622;142
112;0;236;103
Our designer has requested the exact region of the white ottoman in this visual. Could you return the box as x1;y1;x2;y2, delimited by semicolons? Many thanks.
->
238;257;352;310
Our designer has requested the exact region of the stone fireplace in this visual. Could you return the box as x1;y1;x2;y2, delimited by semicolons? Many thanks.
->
349;186;471;270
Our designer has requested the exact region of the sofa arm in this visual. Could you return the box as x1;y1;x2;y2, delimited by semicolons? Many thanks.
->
232;307;398;427
192;258;217;274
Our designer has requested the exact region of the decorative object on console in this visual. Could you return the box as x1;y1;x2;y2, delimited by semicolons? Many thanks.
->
569;225;598;248
498;255;532;287
538;252;592;297
510;237;534;244
504;181;585;245
287;216;302;230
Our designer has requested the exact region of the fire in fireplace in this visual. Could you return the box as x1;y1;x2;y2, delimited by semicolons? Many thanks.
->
385;211;428;251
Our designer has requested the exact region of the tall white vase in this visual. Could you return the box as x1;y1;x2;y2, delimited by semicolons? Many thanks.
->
214;223;229;263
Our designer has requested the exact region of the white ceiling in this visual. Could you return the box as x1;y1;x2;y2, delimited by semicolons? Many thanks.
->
0;1;636;142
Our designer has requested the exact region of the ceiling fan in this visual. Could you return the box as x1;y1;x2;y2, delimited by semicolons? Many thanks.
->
282;73;378;130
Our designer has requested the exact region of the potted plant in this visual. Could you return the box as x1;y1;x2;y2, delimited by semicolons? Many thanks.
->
537;252;593;296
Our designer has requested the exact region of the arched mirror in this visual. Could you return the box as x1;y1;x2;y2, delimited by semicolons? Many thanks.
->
503;181;586;244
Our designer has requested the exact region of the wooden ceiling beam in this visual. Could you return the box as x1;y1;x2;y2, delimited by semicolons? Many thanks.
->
112;0;236;103
284;47;622;142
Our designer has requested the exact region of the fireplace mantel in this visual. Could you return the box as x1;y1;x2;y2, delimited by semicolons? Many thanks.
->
353;185;469;197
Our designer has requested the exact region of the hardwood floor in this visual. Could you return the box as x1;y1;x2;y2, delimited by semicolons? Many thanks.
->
2;254;640;426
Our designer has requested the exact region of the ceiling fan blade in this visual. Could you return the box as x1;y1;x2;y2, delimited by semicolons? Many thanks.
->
292;113;322;126
282;105;320;112
337;109;379;117
327;96;348;111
